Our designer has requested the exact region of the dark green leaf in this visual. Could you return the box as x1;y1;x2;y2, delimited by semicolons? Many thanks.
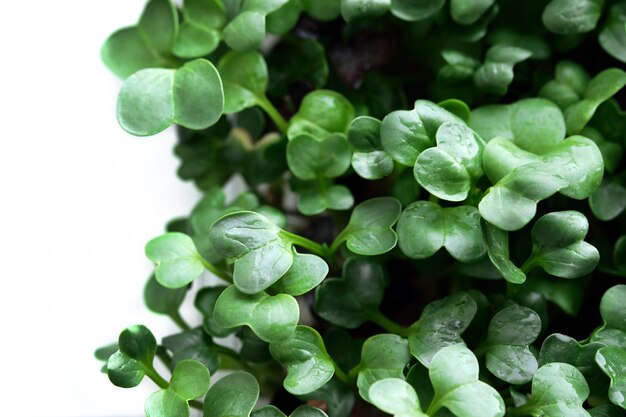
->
194;286;234;337
287;134;351;180
543;0;603;34
287;90;355;140
482;221;527;284
144;274;187;316
107;351;145;388
348;116;393;180
591;285;626;348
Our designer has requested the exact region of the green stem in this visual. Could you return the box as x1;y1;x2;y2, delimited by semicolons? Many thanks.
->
142;363;169;389
200;259;233;283
328;228;349;255
213;344;242;362
507;404;533;417
280;230;330;258
520;257;537;274
169;311;191;331
258;95;288;133
347;363;362;381
367;310;411;337
331;359;350;385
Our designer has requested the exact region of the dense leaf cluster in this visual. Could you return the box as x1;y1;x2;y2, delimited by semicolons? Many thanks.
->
98;0;626;416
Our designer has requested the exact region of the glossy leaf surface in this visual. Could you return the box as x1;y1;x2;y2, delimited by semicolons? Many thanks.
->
596;347;626;410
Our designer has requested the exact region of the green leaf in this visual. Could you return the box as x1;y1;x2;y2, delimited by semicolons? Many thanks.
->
409;292;477;366
615;236;626;274
389;0;445;21
525;211;599;278
565;68;626;134
413;122;484;201
540;334;608;396
107;351;145;388
450;0;495;25
397;201;486;262
297;182;355;215
510;363;591;417
145;389;190;417
269;326;335;395
315;258;386;328
334;197;401;256
144;274;187;316
596;347;626;410
348;116;394;180
297;377;355;417
170;359;211;400
543;0;603;34
252;405;329;417
518;274;586;316
270;250;328;296
381;100;463;166
599;3;626;63
267;37;328;96
589;404;626;417
482;221;527;284
209;211;293;294
369;378;425;417
287;90;355;140
118;324;157;365
223;11;265;51
427;345;505;417
117;59;224;136
474;45;532;95
218;51;268;114
172;23;220;59
357;334;411;403
213;285;299;343
238;327;272;363
591;285;626;348
194;286;234;337
204;372;260;417
482;304;541;384
146;232;205;289
101;0;178;78
341;0;391;22
287;134;352;180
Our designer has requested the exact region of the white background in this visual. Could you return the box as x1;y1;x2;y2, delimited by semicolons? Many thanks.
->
0;1;207;415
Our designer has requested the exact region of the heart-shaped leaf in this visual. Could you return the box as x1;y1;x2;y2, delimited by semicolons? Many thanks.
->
509;363;591;417
591;285;626;348
590;180;626;221
381;100;463;166
269;326;335;395
542;0;603;34
162;328;219;372
413;122;484;201
596;347;626;410
204;372;260;417
356;334;411;403
348;116;394;180
106;351;145;388
540;334;608;396
427;345;505;417
287;90;355;140
117;59;224;136
270;250;328;296
474;45;532;95
209;211;293;294
315;258;385;328
101;0;179;78
145;232;206;289
218;51;268;114
482;304;541;384
482;221;527;284
397;201;486;262
213;285;299;343
172;0;225;58
287;134;351;180
523;211;599;278
333;197;402;255
107;325;157;387
295;181;355;215
409;292;477;366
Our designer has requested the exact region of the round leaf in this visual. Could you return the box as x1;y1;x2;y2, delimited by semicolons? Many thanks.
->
145;389;190;417
369;378;424;417
204;372;260;417
107;351;144;388
145;232;205;289
170;359;211;400
287;134;352;180
270;251;329;296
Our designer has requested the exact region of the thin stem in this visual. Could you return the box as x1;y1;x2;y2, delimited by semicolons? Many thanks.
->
141;363;169;389
169;311;191;331
328;228;349;255
331;359;350;385
520;257;536;274
258;95;288;133
281;230;330;258
366;310;411;337
200;259;233;283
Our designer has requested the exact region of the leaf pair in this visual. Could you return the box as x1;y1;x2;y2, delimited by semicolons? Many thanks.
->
368;345;505;417
145;360;210;417
474;45;532;95
222;1;289;52
146;232;207;289
539;61;626;134
479;137;603;231
287;90;355;141
209;211;328;294
397;201;485;262
117;59;224;136
173;0;226;58
106;325;157;388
